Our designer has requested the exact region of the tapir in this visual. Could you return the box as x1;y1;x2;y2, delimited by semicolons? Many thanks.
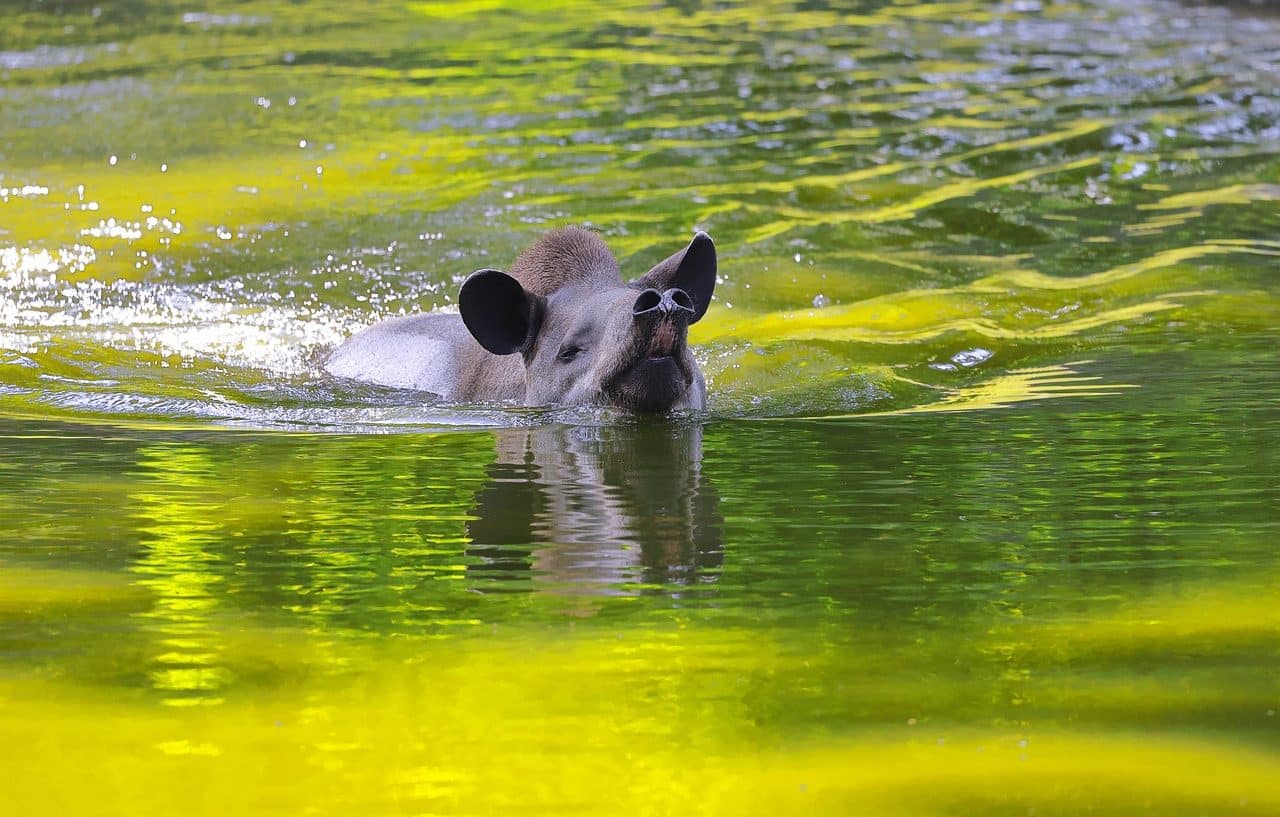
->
324;226;717;412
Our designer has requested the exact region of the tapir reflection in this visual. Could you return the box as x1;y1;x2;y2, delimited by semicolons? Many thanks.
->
466;423;723;592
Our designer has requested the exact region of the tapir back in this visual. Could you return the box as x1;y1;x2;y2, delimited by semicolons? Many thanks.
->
323;312;522;400
324;227;623;401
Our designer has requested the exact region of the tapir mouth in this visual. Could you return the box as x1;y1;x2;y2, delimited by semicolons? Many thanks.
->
603;312;693;412
647;317;681;360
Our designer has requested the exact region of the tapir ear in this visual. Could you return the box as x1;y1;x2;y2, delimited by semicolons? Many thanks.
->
635;231;717;323
459;269;543;356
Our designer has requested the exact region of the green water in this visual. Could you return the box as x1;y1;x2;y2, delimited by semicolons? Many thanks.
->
2;1;1279;814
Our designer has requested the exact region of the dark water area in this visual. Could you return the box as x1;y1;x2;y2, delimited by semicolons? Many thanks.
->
2;0;1279;814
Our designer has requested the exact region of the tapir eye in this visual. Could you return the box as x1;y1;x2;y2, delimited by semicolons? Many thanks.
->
557;344;585;363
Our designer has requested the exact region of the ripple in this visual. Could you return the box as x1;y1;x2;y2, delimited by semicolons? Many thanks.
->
0;45;99;72
0;0;1276;429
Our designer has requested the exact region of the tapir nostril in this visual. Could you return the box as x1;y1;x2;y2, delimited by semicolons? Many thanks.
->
632;288;662;316
665;288;695;314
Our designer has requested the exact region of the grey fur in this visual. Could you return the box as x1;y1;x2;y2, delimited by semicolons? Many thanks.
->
508;226;622;295
324;227;716;412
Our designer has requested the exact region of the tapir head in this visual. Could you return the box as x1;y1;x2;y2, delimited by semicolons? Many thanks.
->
459;229;716;412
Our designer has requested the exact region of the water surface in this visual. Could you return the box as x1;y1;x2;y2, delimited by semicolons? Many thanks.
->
2;0;1278;814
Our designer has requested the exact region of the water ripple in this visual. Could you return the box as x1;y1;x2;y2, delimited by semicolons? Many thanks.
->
0;0;1277;426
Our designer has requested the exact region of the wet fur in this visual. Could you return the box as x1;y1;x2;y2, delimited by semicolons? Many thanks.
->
508;227;622;296
326;227;713;411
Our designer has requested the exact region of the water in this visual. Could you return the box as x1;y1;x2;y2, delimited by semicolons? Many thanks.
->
2;0;1279;814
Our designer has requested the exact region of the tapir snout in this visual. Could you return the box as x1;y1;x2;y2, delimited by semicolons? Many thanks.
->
601;287;699;412
632;288;694;360
632;288;695;319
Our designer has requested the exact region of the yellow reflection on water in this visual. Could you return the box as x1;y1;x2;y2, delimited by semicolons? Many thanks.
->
2;622;1277;816
1126;184;1280;236
692;238;1280;350
746;156;1101;242
0;567;148;614
130;445;231;706
4;555;1278;816
859;362;1135;417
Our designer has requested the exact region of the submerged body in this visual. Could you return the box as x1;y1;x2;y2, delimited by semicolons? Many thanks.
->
325;227;716;412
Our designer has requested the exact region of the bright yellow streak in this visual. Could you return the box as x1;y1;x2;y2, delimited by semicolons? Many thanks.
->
832;362;1137;418
692;238;1280;351
745;156;1101;242
5;562;1278;815
2;630;1277;817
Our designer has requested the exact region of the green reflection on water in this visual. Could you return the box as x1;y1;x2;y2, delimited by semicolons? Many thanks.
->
2;0;1279;813
3;340;1278;813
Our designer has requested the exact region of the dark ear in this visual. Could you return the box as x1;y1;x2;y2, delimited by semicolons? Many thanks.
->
459;269;543;356
635;231;717;323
